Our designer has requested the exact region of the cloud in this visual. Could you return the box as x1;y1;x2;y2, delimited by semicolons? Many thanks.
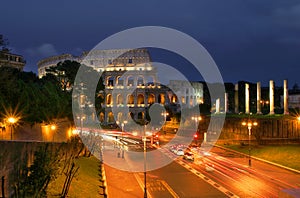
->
25;43;58;58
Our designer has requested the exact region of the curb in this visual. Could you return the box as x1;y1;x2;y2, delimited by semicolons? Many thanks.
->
101;164;108;197
213;144;300;174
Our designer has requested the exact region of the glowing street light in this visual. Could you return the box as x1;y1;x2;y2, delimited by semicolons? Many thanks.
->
51;124;57;142
192;116;202;143
116;120;127;158
7;116;18;140
242;119;258;167
297;116;300;121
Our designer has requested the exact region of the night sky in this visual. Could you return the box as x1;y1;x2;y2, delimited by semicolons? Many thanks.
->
1;0;300;86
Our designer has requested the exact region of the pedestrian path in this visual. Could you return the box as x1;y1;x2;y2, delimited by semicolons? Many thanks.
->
103;147;144;198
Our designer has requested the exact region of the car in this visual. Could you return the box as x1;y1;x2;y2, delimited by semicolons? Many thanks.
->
176;149;184;156
183;152;194;161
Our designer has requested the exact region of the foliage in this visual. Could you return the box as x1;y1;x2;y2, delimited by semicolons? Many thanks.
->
0;67;71;124
13;144;61;197
12;137;85;197
0;34;9;51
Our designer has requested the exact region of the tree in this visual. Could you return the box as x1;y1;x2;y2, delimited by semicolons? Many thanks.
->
0;34;9;51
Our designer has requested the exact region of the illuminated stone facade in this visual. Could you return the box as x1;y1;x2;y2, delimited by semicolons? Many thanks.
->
38;49;204;123
37;54;81;78
0;50;25;70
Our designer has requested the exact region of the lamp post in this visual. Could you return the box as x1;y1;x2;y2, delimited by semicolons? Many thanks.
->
51;124;57;142
161;112;169;133
242;119;258;167
143;122;148;198
7;117;18;141
192;116;202;143
116;120;127;158
77;115;86;136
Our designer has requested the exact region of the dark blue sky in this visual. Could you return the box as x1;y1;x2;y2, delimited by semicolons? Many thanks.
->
1;0;300;86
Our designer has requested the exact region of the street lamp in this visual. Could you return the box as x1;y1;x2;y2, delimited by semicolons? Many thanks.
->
143;121;149;198
51;124;57;142
77;115;86;136
191;116;202;130
242;119;258;167
116;120;127;158
192;116;202;143
7;117;18;140
161;112;169;133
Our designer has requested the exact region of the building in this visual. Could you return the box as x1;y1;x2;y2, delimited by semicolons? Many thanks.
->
281;90;300;109
38;49;204;124
37;53;81;78
0;49;26;70
168;80;203;108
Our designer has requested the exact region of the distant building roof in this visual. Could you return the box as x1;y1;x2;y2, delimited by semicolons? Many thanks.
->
0;50;26;71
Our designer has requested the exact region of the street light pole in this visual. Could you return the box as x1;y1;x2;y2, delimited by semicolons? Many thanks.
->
7;117;17;141
242;117;257;167
192;116;202;143
248;125;251;167
143;123;147;198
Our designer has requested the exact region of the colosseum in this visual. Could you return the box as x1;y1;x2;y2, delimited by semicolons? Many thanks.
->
37;48;203;124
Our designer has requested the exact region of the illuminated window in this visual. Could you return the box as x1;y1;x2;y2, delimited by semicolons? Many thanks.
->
107;94;112;105
127;94;134;105
137;94;145;104
148;94;155;104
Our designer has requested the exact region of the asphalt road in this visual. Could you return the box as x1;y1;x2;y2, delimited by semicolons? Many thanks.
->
102;133;300;198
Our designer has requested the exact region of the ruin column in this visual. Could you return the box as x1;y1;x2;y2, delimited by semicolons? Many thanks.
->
284;79;289;115
224;92;228;113
257;82;262;114
269;80;275;115
245;83;250;114
216;98;220;113
234;84;239;113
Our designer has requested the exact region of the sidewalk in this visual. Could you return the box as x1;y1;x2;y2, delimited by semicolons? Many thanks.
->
102;146;144;198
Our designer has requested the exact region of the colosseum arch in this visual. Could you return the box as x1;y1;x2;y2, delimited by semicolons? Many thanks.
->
171;95;178;103
106;76;114;86
106;94;113;105
148;94;155;105
117;112;123;121
137;76;144;86
137;94;145;105
117;94;123;105
99;112;104;122
127;94;134;105
107;112;114;123
116;76;124;86
147;76;154;84
138;112;144;120
190;95;194;106
127;76;134;87
158;94;165;104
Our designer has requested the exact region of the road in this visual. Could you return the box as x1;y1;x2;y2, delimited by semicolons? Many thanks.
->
100;133;300;197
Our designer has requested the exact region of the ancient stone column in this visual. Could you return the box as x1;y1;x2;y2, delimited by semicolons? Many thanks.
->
234;84;239;114
257;82;262;114
245;83;250;114
269;80;275;115
284;79;289;115
216;98;220;113
224;92;229;113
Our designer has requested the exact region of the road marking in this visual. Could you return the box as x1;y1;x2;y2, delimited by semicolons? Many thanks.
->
160;180;180;198
161;148;240;198
133;173;153;198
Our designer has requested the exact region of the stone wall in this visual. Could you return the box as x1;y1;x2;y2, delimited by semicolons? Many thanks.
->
0;142;52;197
198;116;300;144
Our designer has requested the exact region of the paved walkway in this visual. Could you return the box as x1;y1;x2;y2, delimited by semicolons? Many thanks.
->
102;146;144;198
